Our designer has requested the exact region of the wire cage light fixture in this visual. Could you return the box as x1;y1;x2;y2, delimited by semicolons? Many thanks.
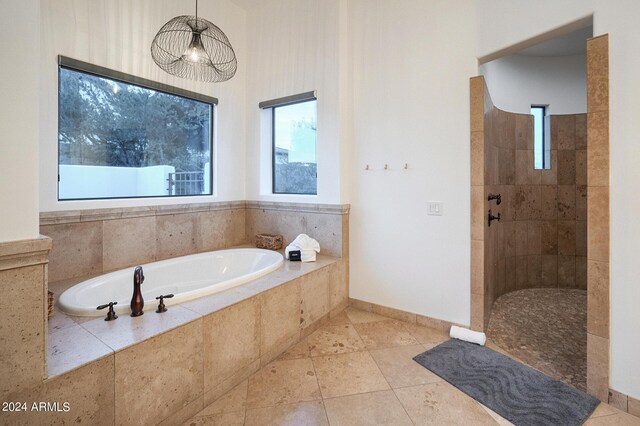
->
151;0;237;83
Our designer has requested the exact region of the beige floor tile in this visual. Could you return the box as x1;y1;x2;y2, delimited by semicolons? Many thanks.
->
584;412;640;425
345;307;387;323
323;390;413;426
246;358;321;409
589;402;622;418
369;344;443;388
328;310;352;325
244;401;328;426
352;320;419;349
278;338;311;360
402;322;450;348
313;351;390;398
480;405;515;426
183;410;245;426
394;382;498;425
307;323;366;357
199;380;247;416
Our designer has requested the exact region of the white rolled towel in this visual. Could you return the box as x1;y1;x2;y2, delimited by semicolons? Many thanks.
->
285;234;321;262
450;325;486;346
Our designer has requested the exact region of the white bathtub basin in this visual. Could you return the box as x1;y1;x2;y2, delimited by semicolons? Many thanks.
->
58;248;284;316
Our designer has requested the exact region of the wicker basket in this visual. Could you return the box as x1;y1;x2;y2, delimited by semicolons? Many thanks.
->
47;291;54;318
255;234;283;250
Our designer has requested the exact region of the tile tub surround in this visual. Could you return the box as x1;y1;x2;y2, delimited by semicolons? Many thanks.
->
40;201;247;283
8;254;346;425
245;201;350;258
40;200;350;283
0;236;52;402
183;306;638;426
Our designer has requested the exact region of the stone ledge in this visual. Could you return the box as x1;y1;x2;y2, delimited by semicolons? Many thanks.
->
40;200;351;225
0;235;52;271
40;201;247;225
246;200;350;215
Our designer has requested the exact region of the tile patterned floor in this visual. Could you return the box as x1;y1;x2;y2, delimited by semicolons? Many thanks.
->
487;288;587;391
184;307;639;425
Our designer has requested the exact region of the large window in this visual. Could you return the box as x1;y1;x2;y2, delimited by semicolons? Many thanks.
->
260;92;317;195
58;57;215;200
532;105;550;170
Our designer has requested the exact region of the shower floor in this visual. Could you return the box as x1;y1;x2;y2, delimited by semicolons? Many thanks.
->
487;288;587;391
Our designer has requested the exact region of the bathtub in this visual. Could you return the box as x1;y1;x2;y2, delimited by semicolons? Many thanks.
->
58;248;284;317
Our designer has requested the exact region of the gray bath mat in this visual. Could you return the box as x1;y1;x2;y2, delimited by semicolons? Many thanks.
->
413;339;599;426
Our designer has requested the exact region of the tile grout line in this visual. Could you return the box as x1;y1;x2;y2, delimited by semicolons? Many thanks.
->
367;346;416;425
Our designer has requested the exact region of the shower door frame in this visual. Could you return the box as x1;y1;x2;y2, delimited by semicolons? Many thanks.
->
469;34;610;402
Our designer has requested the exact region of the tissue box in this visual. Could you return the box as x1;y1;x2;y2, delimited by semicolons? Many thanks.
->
255;234;283;250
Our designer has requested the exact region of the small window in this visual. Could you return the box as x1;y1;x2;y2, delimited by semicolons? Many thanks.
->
58;56;215;200
260;92;317;195
531;105;550;170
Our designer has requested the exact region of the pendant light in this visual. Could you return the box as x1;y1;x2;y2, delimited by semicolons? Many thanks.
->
151;0;237;83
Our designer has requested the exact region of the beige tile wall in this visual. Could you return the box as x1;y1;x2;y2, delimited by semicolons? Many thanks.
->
41;203;247;283
586;34;610;402
506;113;588;293
0;237;52;402
41;201;350;283
471;82;591;332
469;77;486;331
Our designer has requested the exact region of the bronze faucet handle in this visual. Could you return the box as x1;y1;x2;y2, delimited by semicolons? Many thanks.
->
155;294;174;313
96;301;118;321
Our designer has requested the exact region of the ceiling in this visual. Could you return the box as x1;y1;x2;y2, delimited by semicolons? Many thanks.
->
517;26;593;57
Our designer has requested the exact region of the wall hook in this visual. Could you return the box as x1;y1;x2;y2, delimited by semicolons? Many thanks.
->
365;164;369;170
404;163;408;170
384;164;388;170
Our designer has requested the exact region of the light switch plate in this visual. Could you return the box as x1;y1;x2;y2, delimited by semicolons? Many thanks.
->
427;202;443;216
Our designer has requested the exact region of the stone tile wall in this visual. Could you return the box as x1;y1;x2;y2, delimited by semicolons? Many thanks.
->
41;201;349;283
471;77;589;330
483;105;587;302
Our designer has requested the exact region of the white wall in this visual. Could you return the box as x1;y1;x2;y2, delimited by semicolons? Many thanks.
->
58;165;174;199
39;0;247;211
477;0;640;400
480;54;587;114
0;0;40;242
244;0;345;204
348;0;477;326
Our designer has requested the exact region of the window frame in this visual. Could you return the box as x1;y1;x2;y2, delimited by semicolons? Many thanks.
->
259;91;318;196
531;104;548;170
57;55;217;201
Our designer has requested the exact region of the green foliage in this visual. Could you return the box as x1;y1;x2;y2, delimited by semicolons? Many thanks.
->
58;68;211;172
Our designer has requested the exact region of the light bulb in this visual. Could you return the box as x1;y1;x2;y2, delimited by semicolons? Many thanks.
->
183;31;206;64
189;47;200;62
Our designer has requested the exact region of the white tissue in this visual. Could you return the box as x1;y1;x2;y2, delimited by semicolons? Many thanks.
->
449;325;487;346
285;234;321;262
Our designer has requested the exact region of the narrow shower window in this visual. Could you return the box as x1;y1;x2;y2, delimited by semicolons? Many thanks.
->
531;105;550;170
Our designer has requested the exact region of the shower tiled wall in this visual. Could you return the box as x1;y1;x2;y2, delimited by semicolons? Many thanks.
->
510;114;587;293
484;107;588;307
